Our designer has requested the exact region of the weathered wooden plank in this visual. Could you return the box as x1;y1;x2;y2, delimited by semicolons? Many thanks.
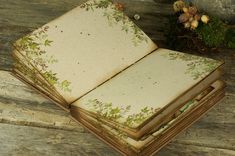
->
0;123;234;156
0;71;62;113
0;71;82;131
158;143;235;156
174;121;235;150
0;123;120;156
0;100;81;131
200;94;235;125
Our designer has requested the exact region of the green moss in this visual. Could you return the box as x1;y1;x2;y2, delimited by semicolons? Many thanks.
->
225;28;235;49
195;17;226;48
165;14;235;50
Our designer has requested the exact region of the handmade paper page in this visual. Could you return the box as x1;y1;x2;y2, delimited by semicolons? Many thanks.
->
13;0;157;104
71;80;225;155
12;51;67;104
72;48;223;129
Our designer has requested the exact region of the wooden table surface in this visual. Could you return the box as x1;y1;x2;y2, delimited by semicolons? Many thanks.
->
0;0;234;156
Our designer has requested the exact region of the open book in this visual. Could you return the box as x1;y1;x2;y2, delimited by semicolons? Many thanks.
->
12;0;225;155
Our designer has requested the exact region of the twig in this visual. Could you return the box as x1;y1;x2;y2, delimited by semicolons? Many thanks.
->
226;25;235;29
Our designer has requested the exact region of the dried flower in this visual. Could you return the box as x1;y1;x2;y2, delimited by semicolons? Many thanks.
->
178;13;190;23
189;17;194;22
191;20;199;30
173;0;210;31
188;6;197;15
201;15;210;24
182;7;189;13
184;22;191;28
173;0;185;12
115;3;124;11
194;14;201;21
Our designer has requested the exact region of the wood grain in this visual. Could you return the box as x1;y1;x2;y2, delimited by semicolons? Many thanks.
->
0;0;234;155
0;123;120;156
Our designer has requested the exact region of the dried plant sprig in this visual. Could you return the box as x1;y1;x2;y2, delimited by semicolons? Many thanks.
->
173;0;186;12
173;0;210;30
201;15;210;24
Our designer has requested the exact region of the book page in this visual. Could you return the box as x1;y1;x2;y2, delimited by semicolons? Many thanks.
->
14;0;157;104
75;81;224;151
72;48;223;129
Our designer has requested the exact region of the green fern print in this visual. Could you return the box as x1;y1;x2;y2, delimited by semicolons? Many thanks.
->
15;26;72;92
89;98;197;143
80;0;148;46
164;52;221;80
88;99;160;128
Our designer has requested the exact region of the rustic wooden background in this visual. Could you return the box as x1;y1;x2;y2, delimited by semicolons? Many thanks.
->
0;0;234;156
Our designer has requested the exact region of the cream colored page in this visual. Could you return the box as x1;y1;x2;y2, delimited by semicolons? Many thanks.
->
14;0;157;103
73;48;222;128
78;81;223;150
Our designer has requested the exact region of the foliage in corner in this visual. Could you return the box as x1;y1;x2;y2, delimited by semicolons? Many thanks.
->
163;52;222;80
80;0;148;46
15;26;72;92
